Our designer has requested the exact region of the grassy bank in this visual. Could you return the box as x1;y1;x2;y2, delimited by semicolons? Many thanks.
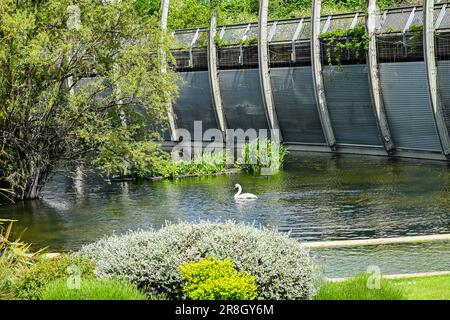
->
316;273;450;300
390;274;450;300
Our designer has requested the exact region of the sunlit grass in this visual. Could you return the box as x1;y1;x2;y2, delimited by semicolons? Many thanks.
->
315;273;405;300
390;274;450;300
316;273;450;300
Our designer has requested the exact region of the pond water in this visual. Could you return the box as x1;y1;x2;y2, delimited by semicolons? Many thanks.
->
1;153;450;277
313;241;450;278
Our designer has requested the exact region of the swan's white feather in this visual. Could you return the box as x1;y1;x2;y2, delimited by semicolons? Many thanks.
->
235;193;258;200
234;184;257;200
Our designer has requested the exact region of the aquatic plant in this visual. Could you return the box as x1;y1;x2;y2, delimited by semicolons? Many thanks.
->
138;150;229;179
81;221;318;300
235;139;288;174
129;150;228;179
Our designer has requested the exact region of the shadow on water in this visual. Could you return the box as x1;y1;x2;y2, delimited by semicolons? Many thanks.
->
1;152;450;276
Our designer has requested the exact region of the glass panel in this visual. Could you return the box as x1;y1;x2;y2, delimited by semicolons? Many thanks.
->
381;8;415;32
221;25;248;44
271;21;300;43
173;31;197;48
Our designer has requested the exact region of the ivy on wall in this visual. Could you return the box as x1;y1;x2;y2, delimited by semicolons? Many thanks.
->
319;25;369;66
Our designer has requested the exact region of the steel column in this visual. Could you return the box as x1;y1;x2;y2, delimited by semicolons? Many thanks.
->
366;0;395;153
311;0;336;149
424;0;450;155
258;0;282;137
160;0;178;141
207;10;227;137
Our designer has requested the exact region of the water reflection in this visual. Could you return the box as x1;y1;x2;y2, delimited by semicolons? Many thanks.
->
0;153;449;254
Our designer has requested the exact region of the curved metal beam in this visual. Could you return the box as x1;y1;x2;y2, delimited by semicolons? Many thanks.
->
258;0;282;140
160;0;178;141
424;0;450;156
311;0;336;149
366;0;395;153
207;10;227;138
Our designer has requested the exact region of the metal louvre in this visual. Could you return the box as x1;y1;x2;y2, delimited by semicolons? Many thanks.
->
322;65;381;146
172;71;219;138
379;62;441;151
218;69;269;131
270;67;326;144
437;61;450;137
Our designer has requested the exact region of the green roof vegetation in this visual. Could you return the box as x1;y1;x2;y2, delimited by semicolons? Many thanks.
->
135;0;420;30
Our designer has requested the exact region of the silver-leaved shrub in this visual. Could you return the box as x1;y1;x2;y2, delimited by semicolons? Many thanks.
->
80;221;318;300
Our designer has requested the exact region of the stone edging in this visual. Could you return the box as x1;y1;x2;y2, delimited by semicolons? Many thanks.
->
302;233;450;249
327;270;450;282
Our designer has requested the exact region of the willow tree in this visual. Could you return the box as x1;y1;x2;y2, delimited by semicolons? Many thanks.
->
0;0;178;200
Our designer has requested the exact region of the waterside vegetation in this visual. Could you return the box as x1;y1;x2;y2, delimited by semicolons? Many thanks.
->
2;219;449;300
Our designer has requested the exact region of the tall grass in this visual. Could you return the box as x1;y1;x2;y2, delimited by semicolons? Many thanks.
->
42;278;147;300
315;273;405;300
0;219;44;299
0;187;13;202
236;139;288;174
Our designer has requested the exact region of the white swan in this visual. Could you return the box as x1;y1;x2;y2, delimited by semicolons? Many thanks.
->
234;183;258;200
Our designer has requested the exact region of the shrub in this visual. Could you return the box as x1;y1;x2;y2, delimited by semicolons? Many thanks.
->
235;139;288;175
42;278;146;300
0;219;43;299
81;221;317;300
179;257;257;300
315;273;405;300
16;254;96;300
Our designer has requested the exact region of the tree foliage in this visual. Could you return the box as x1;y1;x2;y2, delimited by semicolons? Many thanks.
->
0;0;177;200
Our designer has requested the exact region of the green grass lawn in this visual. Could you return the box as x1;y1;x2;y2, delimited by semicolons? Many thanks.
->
316;273;450;300
390;274;450;300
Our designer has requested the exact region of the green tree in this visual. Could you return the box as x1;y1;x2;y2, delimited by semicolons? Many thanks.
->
0;0;178;200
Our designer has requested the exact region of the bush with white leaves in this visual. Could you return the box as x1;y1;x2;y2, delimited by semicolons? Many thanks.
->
80;221;318;300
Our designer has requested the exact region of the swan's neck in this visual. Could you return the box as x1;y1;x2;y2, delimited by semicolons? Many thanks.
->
235;185;242;198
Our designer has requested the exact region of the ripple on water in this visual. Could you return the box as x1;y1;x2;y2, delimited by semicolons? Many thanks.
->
0;153;449;266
